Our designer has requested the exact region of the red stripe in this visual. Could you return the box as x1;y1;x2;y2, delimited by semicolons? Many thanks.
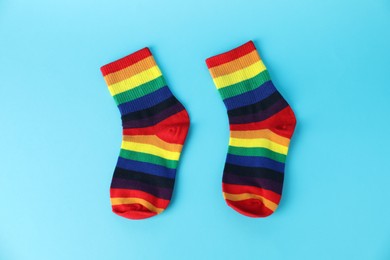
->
110;188;170;208
100;47;152;76
205;41;256;69
226;199;275;218
122;110;190;144
229;106;296;138
223;183;281;204
112;204;157;220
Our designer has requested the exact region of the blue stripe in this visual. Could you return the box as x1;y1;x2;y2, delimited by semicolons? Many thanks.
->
223;81;277;111
116;157;176;178
226;154;285;172
118;86;173;115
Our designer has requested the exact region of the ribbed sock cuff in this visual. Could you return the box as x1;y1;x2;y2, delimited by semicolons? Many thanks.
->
205;41;271;100
205;41;257;70
100;47;152;76
100;48;168;110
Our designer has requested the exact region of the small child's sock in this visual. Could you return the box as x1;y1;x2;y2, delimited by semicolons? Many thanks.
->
101;47;190;220
206;41;296;218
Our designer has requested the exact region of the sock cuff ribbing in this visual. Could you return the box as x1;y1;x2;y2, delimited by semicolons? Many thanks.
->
100;47;168;110
100;47;153;76
206;41;258;69
205;41;271;102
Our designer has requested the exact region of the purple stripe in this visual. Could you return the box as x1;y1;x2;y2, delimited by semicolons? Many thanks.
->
228;98;288;124
222;172;283;194
111;178;173;200
122;102;184;128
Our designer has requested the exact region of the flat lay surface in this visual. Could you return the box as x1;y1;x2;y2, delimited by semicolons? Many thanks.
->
1;0;390;259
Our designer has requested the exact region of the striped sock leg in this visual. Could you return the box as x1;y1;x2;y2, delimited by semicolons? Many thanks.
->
206;41;296;218
100;47;190;220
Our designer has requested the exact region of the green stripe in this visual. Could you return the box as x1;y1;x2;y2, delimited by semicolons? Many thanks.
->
218;70;271;100
113;76;166;105
119;149;178;169
228;146;286;163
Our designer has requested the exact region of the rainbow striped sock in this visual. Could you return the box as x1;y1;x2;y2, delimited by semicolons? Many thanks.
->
101;47;190;220
206;41;296;218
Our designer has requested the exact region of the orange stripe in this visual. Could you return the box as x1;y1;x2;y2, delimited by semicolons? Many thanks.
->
230;129;290;146
223;192;277;211
208;50;260;78
222;183;281;204
111;197;164;213
122;135;183;152
110;188;170;208
104;56;156;85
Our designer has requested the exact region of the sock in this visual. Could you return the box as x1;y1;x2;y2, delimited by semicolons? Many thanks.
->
100;47;190;220
206;41;296;218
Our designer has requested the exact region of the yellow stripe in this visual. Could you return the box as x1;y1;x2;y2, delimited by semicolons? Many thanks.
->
213;60;266;89
122;141;180;160
123;135;183;152
108;66;162;96
223;192;277;211
111;197;164;213
230;129;290;146
229;137;288;155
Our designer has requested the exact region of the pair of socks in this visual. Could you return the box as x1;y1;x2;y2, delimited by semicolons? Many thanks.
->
100;41;296;220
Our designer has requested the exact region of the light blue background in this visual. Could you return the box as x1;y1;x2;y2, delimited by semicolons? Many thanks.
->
1;0;390;259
